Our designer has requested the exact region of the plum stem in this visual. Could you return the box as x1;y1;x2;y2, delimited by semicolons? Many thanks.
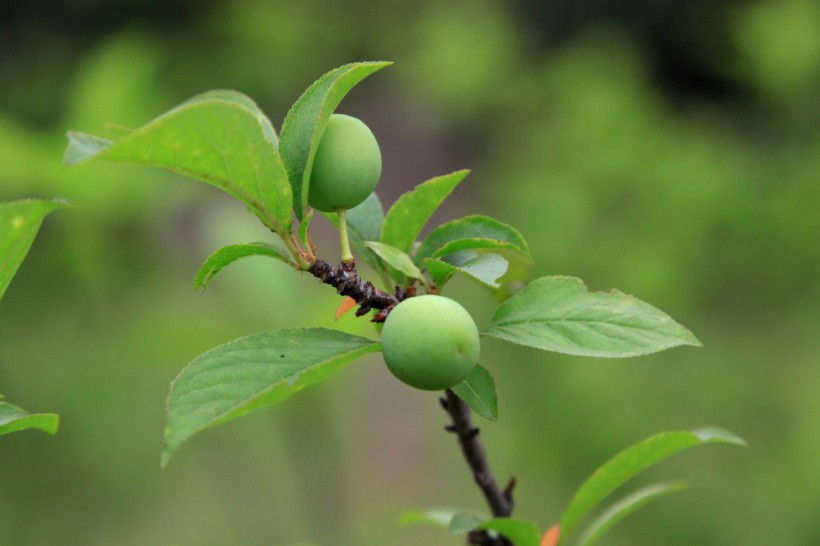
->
336;208;354;263
441;389;515;545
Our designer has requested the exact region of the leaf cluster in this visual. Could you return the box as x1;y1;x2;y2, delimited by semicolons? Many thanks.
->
62;61;740;546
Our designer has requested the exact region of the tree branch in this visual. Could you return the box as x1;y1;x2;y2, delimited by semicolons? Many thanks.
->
308;258;406;321
310;258;516;542
441;389;515;545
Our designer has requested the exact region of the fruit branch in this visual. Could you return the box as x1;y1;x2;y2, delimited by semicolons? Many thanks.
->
308;258;406;320
442;389;515;546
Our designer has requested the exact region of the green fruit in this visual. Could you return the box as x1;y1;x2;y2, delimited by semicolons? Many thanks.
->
308;113;382;212
381;295;480;391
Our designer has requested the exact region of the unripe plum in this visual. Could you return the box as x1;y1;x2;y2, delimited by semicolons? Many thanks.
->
307;113;382;212
381;295;480;391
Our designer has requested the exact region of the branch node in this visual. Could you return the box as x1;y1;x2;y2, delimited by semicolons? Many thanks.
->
503;476;517;506
308;258;400;320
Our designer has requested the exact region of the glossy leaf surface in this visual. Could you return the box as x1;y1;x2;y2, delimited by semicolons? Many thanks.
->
65;90;293;232
163;328;380;466
424;253;509;290
415;215;530;264
381;170;469;253
484;276;702;357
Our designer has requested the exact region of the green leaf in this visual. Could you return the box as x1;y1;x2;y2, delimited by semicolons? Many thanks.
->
0;199;69;300
362;241;424;281
451;364;498;421
345;192;387;272
559;428;746;542
424;253;509;290
399;509;457;529
448;512;490;534
65;90;293;233
297;209;314;252
381;170;470;253
479;518;542;546
346;192;384;243
414;215;530;264
163;328;380;467
576;482;688;546
398;508;488;534
279;62;392;220
0;401;59;437
194;242;293;291
483;276;702;358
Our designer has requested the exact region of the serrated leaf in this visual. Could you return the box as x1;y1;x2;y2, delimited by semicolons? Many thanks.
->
362;241;424;281
479;518;542;546
0;199;69;300
163;328;380;466
576;482;688;546
559;428;746;542
194;242;293;291
381;170;470;253
415;215;530;264
279;62;392;220
0;401;59;437
451;364;498;421
65;90;293;232
424;253;509;290
483;276;702;358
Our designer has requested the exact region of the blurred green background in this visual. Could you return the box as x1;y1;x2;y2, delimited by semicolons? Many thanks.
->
1;0;818;544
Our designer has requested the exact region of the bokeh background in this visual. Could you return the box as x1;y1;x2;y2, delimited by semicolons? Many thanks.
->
1;0;819;544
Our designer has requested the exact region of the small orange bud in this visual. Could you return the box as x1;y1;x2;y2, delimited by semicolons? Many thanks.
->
335;296;358;320
541;524;560;546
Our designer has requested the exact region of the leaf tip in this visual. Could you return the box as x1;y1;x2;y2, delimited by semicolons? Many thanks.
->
160;436;177;469
692;427;747;447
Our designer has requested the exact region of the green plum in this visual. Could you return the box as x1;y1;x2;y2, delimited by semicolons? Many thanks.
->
381;295;480;391
308;113;382;212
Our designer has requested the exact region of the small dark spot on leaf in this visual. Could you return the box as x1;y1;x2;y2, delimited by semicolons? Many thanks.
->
280;354;285;358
